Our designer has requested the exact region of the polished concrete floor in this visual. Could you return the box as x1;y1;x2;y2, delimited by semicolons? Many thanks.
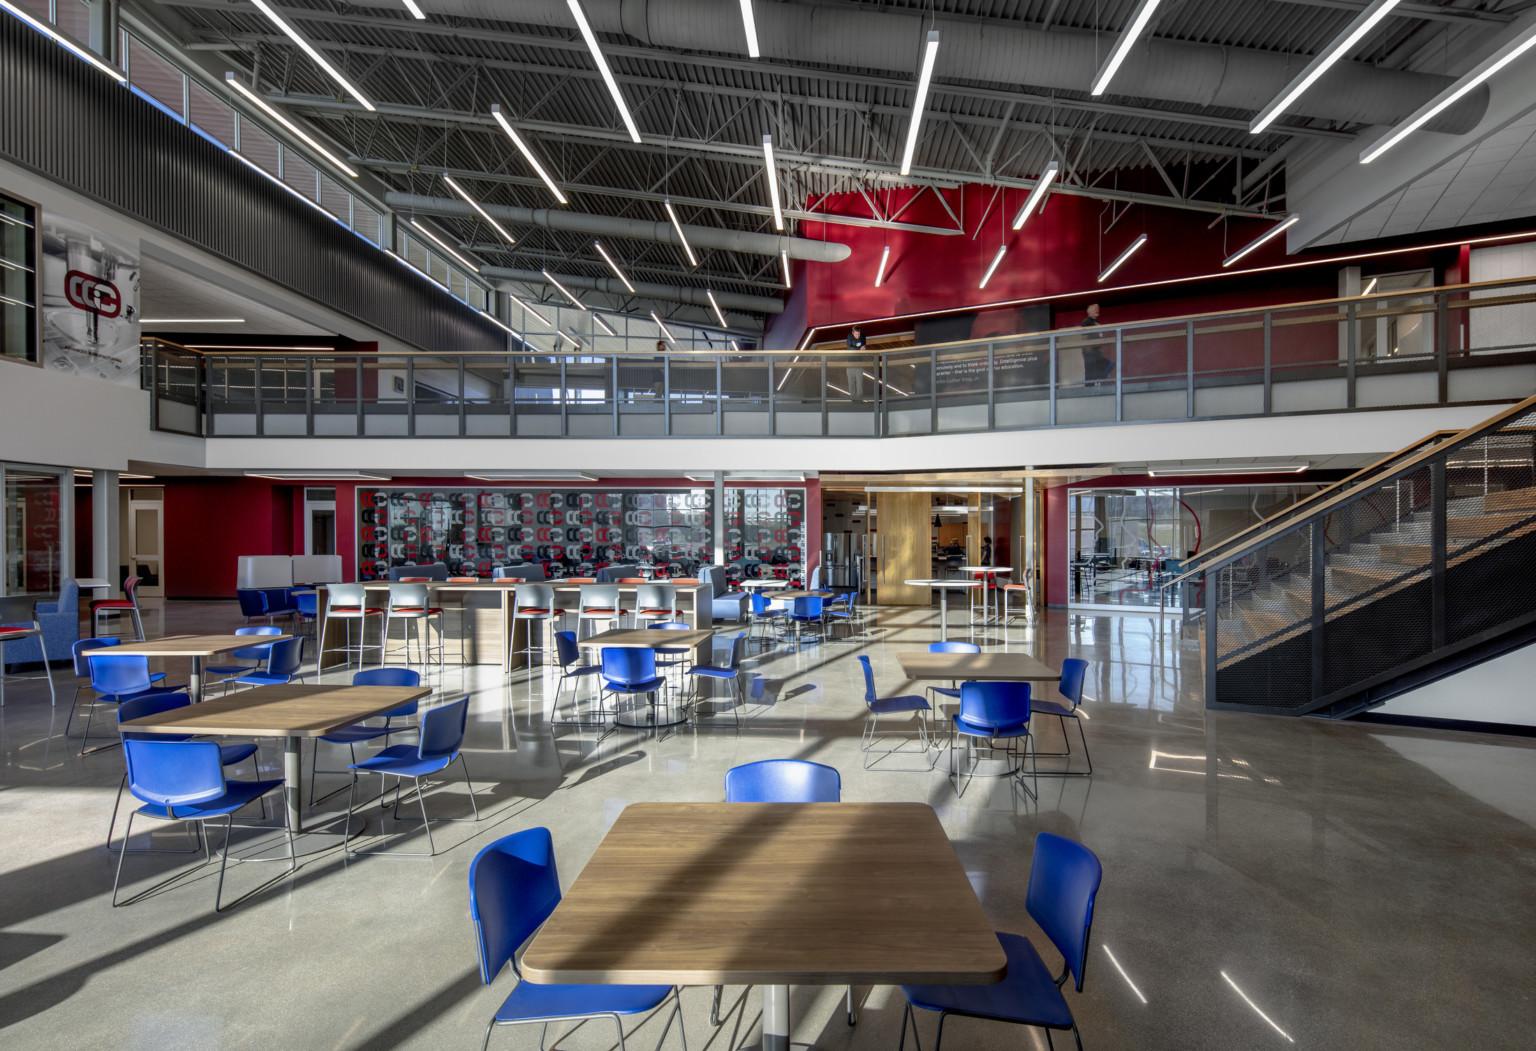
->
1;599;1534;1050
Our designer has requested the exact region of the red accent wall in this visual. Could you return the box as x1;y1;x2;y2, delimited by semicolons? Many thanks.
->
162;479;298;599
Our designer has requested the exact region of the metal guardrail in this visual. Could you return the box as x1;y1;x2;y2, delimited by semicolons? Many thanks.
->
145;277;1536;440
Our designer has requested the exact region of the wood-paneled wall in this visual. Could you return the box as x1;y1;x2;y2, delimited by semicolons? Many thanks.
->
877;491;934;605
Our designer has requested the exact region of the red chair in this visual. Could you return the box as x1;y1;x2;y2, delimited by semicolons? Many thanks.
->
93;577;145;641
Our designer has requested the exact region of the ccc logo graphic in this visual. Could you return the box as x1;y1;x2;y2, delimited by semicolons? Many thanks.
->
65;270;121;317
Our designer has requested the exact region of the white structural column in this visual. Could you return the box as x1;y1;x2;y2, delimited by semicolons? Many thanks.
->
713;470;725;566
92;470;119;595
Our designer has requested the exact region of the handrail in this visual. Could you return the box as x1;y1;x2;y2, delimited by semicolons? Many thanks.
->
1158;429;1460;592
149;275;1534;359
1193;390;1536;576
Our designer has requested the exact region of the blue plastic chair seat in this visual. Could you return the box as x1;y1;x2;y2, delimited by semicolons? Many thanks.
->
228;671;296;688
99;684;182;704
349;743;454;779
688;664;736;680
205;663;258;676
902;932;1073;1030
218;743;258;765
870;694;930;715
492;981;674;1024
604;675;667;694
953;715;1031;739
931;686;962;699
1029;698;1075;718
132;777;285;821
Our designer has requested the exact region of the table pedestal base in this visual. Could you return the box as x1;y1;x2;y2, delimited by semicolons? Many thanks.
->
613;698;688;729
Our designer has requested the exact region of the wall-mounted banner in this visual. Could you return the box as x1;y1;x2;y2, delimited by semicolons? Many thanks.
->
39;216;140;383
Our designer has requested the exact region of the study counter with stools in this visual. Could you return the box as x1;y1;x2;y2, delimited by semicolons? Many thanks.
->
310;580;714;671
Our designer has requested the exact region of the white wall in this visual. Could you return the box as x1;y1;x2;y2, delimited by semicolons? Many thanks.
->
1470;242;1536;352
1375;643;1536;727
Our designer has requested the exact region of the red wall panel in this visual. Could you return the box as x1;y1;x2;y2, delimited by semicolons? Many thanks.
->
162;479;297;598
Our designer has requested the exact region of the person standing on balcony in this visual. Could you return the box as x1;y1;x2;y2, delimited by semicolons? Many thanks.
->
845;325;867;402
1079;303;1114;384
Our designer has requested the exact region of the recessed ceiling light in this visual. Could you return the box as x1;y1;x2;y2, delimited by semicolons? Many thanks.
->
140;318;246;324
466;470;598;482
244;470;391;481
1147;464;1308;477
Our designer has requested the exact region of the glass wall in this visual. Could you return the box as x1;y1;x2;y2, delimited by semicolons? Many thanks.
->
1;191;38;363
4;467;67;596
1068;484;1324;608
722;488;807;586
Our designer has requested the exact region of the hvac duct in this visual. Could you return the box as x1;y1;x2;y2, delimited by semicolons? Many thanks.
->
365;0;1486;134
485;267;785;315
383;192;848;263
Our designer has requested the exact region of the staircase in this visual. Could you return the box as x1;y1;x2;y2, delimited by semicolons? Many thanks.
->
1193;394;1536;718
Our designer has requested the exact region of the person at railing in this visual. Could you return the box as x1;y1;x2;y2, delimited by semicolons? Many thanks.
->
845;325;867;402
1078;303;1115;385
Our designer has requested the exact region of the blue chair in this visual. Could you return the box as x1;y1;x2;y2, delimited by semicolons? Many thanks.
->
2;578;79;669
1032;658;1092;777
224;635;306;692
66;637;131;738
856;655;932;770
823;590;863;640
295;590;320;638
549;630;602;725
235;589;268;625
646;621;692;693
899;832;1102;1051
785;595;823;645
112;738;292;912
747;591;782;649
79;652;182;755
685;632;749;726
205;626;283;682
925;641;980;708
469;827;686;1051
724;759;840;803
107;692;261;852
599;647;668;727
345;696;478;857
309;668;422;805
950;680;1035;799
717;760;852;1027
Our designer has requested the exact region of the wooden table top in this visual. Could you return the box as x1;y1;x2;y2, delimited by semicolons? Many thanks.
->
578;628;715;651
960;566;1013;574
905;579;983;588
772;590;836;600
898;651;1061;682
738;579;788;588
100;634;294;658
522;802;1006;986
118;684;431;737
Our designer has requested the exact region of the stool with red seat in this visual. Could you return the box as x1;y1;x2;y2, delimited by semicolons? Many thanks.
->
1003;580;1033;624
92;576;145;641
511;584;564;668
632;583;684;628
323;583;383;668
383;583;444;667
576;584;624;640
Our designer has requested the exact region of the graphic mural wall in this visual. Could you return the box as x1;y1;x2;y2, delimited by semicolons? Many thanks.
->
39;215;141;383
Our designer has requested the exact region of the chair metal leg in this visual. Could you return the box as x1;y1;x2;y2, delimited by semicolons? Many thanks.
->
459;755;480;820
213;814;234;912
110;811;134;906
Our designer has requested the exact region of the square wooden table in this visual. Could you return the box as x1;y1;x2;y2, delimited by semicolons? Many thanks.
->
522;801;1005;1051
120;683;429;834
579;628;715;728
102;634;294;704
897;650;1061;685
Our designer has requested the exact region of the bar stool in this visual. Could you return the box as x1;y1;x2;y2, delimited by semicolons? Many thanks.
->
512;584;565;668
439;577;480;665
632;583;683;627
969;574;992;624
576;584;624;639
383;583;445;667
92;576;145;641
1003;581;1033;623
323;583;383;668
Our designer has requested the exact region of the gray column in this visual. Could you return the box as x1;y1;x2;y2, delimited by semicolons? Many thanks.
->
1023;474;1037;609
93;470;119;593
712;471;725;566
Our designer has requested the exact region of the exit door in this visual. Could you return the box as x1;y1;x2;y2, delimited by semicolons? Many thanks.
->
128;500;164;597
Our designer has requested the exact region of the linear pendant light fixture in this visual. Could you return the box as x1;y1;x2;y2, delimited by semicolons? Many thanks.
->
781;249;792;288
566;0;641;142
1360;18;1536;164
409;218;479;272
592;313;618;336
490;105;568;204
979;244;1007;288
401;0;426;18
542;269;587;309
1250;0;1403;134
664;199;698;266
1091;0;1163;96
0;0;125;81
762;134;784;230
1012;162;1059;229
442;175;517;245
224;74;358;177
707;289;729;328
593;240;636;293
899;30;941;176
249;0;374;111
738;0;760;57
1098;232;1148;282
651;311;676;343
508;293;552;327
874;245;891;287
1222;214;1299;267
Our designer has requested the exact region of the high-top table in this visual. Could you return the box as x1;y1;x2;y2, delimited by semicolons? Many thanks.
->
579;627;715;727
120;682;430;835
959;566;1011;622
903;579;982;641
101;634;293;704
522;802;1006;1051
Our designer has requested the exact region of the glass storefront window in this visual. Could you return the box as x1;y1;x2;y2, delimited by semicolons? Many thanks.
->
1;192;39;363
4;468;65;596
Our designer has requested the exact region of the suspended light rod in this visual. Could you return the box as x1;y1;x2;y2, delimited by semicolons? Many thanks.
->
408;218;480;273
1222;214;1299;267
1091;0;1164;96
979;244;1007;288
874;245;891;287
490;105;568;204
225;73;357;177
442;175;516;245
249;0;374;110
763;134;784;230
1250;0;1404;134
593;240;636;293
899;31;941;177
738;0;760;58
664;199;698;266
566;0;641;142
1012;162;1059;229
542;269;587;310
1098;233;1148;282
707;289;730;329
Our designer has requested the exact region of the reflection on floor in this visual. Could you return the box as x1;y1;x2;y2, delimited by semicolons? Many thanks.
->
1;598;1533;1048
